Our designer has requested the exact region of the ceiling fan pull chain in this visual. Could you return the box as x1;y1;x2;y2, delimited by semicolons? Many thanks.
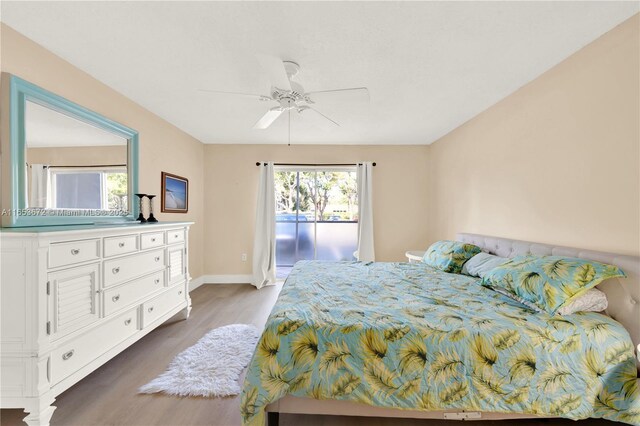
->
288;108;291;146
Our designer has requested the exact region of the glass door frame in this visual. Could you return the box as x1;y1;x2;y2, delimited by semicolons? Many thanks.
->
274;165;357;266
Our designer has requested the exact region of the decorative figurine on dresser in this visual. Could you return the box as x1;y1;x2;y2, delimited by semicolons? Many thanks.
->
0;75;193;426
146;194;159;223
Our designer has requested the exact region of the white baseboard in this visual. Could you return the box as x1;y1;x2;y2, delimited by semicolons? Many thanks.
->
189;276;205;292
189;274;253;292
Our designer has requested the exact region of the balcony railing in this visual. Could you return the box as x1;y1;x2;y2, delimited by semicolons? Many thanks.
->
276;220;358;267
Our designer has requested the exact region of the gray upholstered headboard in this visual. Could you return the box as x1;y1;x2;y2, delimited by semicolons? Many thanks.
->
457;233;640;369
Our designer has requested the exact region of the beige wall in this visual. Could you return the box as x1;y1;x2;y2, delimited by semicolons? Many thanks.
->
428;15;640;256
203;144;430;275
0;23;205;277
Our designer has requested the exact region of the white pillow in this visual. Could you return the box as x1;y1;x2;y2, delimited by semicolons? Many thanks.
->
493;287;608;316
462;252;508;277
557;288;608;315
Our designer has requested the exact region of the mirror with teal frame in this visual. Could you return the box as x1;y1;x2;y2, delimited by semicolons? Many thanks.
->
5;75;139;227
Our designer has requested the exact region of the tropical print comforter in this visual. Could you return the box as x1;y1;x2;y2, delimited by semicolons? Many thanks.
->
241;261;640;425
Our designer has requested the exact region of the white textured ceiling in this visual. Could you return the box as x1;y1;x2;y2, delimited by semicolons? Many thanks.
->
2;1;637;145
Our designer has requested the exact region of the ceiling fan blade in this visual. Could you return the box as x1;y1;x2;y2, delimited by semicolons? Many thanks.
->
305;87;370;104
198;89;271;101
300;106;340;127
256;54;292;91
253;107;283;129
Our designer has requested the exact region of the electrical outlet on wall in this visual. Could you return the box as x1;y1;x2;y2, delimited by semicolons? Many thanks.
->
241;253;247;262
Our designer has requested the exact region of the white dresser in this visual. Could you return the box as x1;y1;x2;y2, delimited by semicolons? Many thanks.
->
0;222;193;426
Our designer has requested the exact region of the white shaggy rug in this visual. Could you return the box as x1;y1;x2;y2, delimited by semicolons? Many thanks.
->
139;324;260;397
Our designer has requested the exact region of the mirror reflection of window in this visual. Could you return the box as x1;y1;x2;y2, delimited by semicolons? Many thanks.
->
49;168;127;210
25;100;128;212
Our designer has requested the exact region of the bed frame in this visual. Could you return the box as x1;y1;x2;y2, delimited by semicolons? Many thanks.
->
265;233;640;425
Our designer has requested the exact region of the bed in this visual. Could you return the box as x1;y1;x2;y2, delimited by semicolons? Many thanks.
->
241;233;640;426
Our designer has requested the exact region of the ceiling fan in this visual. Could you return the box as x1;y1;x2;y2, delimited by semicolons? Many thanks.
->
199;55;369;129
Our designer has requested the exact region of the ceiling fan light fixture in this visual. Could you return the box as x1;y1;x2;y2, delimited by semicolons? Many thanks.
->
200;55;369;130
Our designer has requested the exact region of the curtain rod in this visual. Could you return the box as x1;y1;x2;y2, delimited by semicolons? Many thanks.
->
44;164;127;168
255;162;376;167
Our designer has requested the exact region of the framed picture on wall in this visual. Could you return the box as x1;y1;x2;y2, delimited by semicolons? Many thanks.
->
161;172;189;213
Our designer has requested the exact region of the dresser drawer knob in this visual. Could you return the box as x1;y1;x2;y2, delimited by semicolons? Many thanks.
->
155;256;161;262
118;242;125;248
148;306;154;313
112;267;120;274
112;294;120;302
151;238;156;242
124;318;132;326
154;279;160;284
178;290;183;295
70;249;80;255
174;234;179;238
62;350;74;361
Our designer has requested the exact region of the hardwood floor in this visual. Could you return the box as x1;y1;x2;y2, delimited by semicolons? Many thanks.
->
1;284;617;426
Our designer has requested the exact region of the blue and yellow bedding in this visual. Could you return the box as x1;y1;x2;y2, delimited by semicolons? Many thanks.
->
241;261;640;425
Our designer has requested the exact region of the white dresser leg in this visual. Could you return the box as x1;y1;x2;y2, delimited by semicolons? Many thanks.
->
23;404;56;426
181;284;192;320
179;299;192;320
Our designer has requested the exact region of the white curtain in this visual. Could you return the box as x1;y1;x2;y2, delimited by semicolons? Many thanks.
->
29;164;50;209
356;162;375;262
252;162;276;289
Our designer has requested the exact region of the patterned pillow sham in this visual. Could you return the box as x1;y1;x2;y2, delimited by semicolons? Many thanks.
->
422;240;481;273
482;255;625;315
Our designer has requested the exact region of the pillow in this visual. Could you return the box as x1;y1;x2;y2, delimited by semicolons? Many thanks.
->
492;287;608;316
422;240;481;274
482;255;625;315
461;252;508;277
557;287;608;315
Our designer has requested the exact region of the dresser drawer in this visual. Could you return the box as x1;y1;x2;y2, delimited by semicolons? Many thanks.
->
140;232;164;250
50;306;138;385
104;234;139;257
103;249;165;288
49;239;100;269
166;229;185;245
103;271;165;317
141;286;186;328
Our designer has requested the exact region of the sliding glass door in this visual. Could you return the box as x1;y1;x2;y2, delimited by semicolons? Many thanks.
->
275;167;358;268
